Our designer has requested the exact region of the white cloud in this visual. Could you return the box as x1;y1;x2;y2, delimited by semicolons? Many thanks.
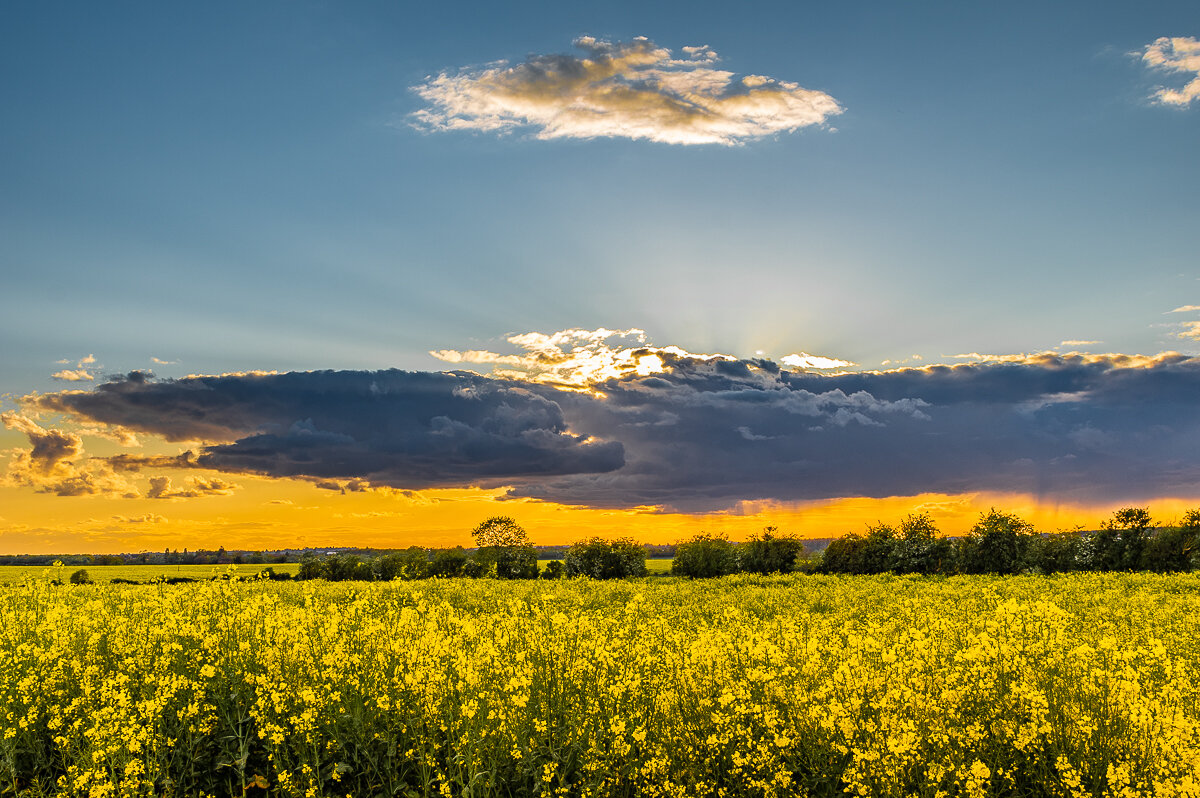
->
1059;340;1101;347
150;357;177;365
1178;320;1200;340
1142;36;1200;106
433;327;735;386
412;36;842;145
781;352;856;370
52;369;95;382
1169;305;1200;313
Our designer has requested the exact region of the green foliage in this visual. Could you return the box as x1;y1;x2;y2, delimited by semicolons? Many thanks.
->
893;514;955;575
474;544;538;580
564;537;648;579
737;527;805;575
68;568;91;585
1089;506;1153;572
1027;530;1086;573
671;533;738;578
429;547;470;578
540;560;565;580
819;533;869;574
372;548;430;581
957;509;1036;575
471;516;529;548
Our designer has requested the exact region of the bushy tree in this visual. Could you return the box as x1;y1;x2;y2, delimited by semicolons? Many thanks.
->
1027;530;1086;573
672;533;738;578
429;547;469;578
69;568;92;585
1140;510;1198;572
957;509;1035;575
819;533;869;574
471;516;529;548
373;548;430;581
738;527;806;575
565;536;648;579
541;560;565;579
297;555;328;580
1091;507;1153;572
470;516;538;578
893;513;954;575
859;522;900;574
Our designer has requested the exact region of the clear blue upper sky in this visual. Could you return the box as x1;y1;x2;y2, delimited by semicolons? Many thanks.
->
2;0;1197;395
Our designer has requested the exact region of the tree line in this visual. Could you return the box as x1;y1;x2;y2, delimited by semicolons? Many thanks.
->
819;507;1199;576
298;507;1200;582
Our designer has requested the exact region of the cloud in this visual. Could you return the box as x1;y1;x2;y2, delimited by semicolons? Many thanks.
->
1169;305;1200;313
146;475;239;499
432;327;736;387
780;353;856;369
52;369;95;382
1060;340;1101;347
28;334;1200;513
36;369;625;489
1178;321;1200;340
411;36;842;145
0;411;138;497
505;349;1200;510
1141;36;1200;106
151;357;178;365
113;513;167;524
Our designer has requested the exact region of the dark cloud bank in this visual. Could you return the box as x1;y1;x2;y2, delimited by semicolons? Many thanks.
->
34;353;1200;512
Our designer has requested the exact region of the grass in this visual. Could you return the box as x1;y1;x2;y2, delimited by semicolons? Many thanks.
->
0;563;300;584
0;558;673;584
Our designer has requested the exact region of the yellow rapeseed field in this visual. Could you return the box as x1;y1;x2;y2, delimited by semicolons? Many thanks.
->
2;573;1199;797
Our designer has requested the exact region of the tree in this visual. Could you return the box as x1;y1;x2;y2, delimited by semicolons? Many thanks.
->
1140;509;1198;573
1095;507;1153;572
429;547;469;578
893;513;954;575
672;533;738;578
819;533;867;574
859;522;899;574
69;568;92;585
738;527;806;575
957;509;1035;575
565;537;648;579
1027;530;1086;573
471;517;537;579
471;516;529;548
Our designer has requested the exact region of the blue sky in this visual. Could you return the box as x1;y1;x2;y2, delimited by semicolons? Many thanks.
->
4;0;1197;386
1;1;1198;549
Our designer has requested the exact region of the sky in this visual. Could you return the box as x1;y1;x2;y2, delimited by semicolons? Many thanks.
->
1;1;1198;553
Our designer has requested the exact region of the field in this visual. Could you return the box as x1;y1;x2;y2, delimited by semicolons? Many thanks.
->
0;564;302;585
0;559;673;585
3;573;1200;797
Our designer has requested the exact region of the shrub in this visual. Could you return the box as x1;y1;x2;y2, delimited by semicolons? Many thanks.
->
957;509;1036;575
565;537;648;579
672;533;738;578
69;568;92;585
737;527;805;575
429;547;469;578
541;560;565;579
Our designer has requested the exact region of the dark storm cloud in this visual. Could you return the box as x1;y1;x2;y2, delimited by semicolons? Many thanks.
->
31;353;1200;511
35;370;624;488
504;352;1200;511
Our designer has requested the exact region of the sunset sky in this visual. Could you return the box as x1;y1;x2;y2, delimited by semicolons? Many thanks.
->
2;2;1199;554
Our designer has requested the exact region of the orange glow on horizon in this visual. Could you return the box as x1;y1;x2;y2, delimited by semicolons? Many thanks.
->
1;463;1198;555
